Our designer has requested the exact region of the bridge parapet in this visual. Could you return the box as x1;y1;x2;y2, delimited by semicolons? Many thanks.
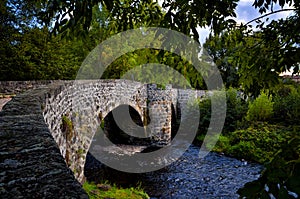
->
0;82;88;198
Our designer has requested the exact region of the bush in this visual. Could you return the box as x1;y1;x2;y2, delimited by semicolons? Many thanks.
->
226;122;295;163
196;134;231;152
197;88;248;137
228;140;259;160
246;92;274;122
273;84;300;125
197;96;212;135
225;88;248;133
197;122;295;164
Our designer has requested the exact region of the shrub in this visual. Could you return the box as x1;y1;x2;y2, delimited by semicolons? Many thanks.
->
185;97;202;133
196;88;248;138
197;96;212;135
246;92;274;122
197;122;295;164
196;134;230;152
226;122;295;163
213;135;231;152
228;140;258;160
225;87;248;133
273;84;300;125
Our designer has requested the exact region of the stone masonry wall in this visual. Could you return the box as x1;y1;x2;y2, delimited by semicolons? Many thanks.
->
171;88;206;121
146;84;173;146
43;80;149;182
0;83;88;198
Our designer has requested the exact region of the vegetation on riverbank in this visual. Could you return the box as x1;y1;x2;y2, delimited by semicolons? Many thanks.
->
199;122;297;164
83;181;149;199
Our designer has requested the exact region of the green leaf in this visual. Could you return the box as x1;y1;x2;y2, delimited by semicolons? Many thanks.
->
237;180;264;197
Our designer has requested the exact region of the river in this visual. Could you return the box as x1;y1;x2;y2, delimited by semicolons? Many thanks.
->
85;144;263;198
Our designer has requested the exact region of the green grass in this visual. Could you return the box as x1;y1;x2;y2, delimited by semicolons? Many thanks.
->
83;181;149;199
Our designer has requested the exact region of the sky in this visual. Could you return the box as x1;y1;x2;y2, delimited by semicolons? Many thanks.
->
197;0;294;44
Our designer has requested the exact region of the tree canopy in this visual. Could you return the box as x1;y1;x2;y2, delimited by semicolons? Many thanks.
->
1;0;299;92
204;0;299;95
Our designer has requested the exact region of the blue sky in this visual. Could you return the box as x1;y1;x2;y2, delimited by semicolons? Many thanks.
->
197;0;294;44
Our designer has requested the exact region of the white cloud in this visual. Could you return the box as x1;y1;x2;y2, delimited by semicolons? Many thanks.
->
275;4;295;19
235;2;295;27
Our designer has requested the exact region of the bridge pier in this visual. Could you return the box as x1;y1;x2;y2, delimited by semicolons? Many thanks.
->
146;84;172;146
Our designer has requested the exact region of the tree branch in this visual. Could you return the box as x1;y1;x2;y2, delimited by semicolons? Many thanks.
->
245;8;296;26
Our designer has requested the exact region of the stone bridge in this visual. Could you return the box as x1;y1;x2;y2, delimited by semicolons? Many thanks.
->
0;80;206;197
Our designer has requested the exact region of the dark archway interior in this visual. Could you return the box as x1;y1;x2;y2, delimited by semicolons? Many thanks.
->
102;104;180;145
102;104;153;145
171;103;180;139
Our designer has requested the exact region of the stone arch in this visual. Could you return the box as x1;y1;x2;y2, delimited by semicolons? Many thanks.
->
101;104;147;145
96;101;145;124
65;80;148;182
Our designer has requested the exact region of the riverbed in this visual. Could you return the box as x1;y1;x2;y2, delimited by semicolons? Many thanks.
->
85;144;263;198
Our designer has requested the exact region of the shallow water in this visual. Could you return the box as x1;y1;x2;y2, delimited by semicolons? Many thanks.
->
85;144;263;198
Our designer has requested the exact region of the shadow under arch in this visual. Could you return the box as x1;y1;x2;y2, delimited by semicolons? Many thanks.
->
84;104;152;185
101;104;152;145
171;103;180;140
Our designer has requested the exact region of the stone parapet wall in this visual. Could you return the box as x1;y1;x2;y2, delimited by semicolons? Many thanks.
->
0;80;58;95
0;82;88;198
173;89;206;120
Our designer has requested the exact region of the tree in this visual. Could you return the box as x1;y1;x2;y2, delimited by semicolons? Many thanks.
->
0;1;112;80
204;29;284;96
37;0;164;37
1;0;299;88
204;32;240;88
22;0;238;41
160;0;238;40
0;27;87;80
203;0;299;96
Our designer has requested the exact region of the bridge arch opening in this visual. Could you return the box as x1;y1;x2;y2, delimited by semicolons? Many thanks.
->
84;104;152;182
101;104;152;145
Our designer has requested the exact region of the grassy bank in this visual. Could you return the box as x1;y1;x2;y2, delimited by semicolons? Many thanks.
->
83;181;149;199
